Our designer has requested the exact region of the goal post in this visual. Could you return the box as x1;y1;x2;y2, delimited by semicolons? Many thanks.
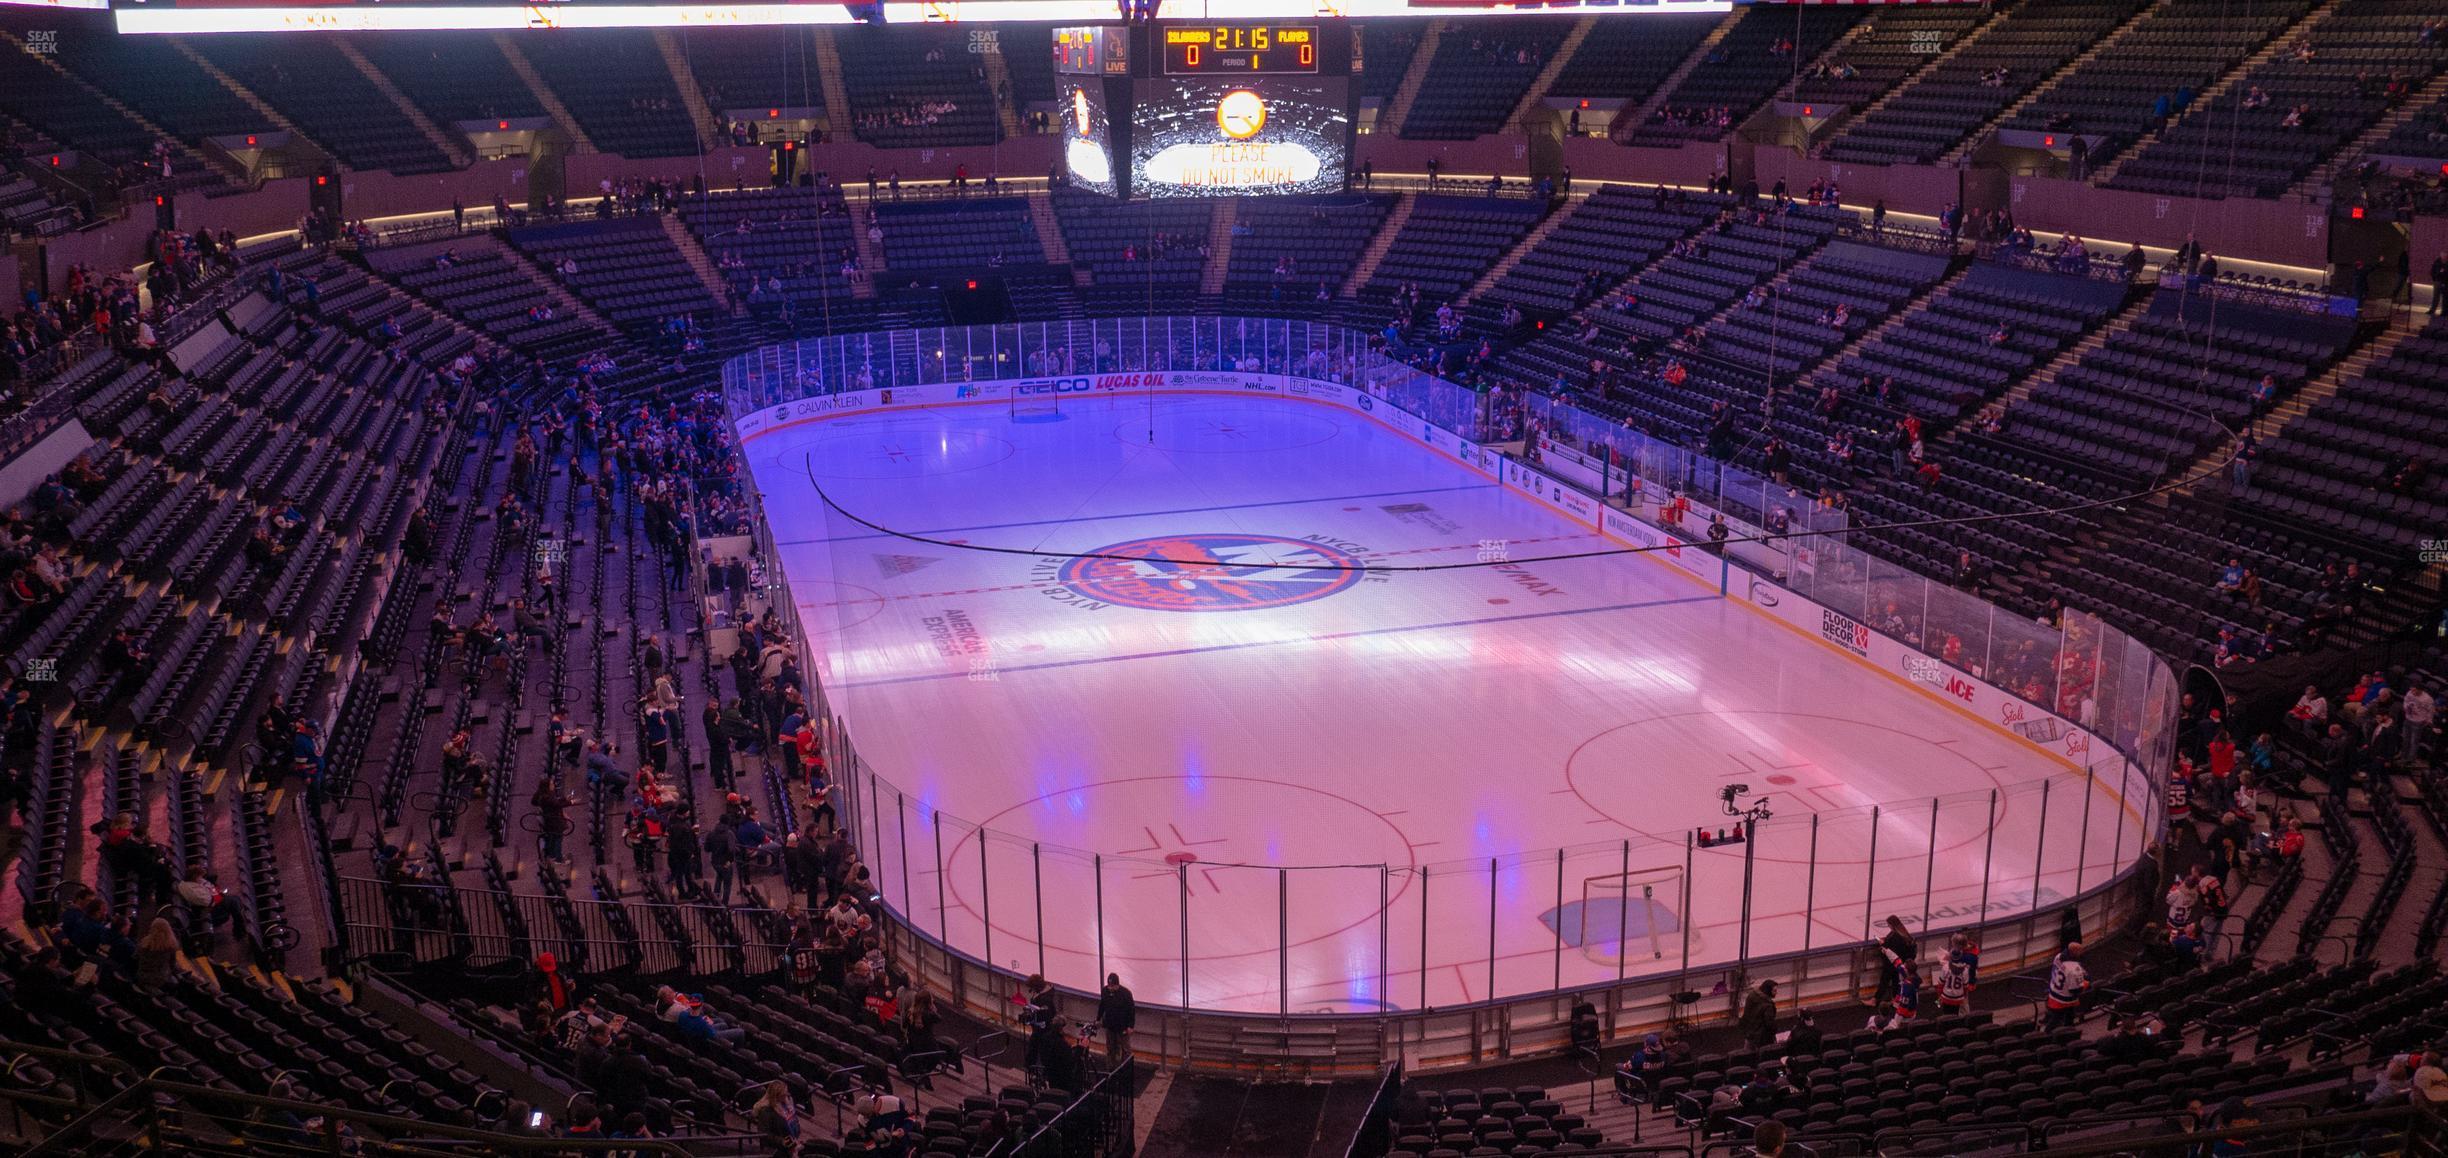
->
1574;866;1689;967
1009;388;1063;422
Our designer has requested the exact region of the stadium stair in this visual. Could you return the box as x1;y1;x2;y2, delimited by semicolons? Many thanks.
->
1922;286;2152;597
2349;793;2418;961
1199;198;1238;297
170;38;334;166
1804;4;2013;157
1941;0;2174;164
1963;287;2154;442
2294;67;2448;201
1376;21;1443;138
1022;192;1086;285
0;29;244;183
978;38;1023;140
2383;777;2448;959
1460;194;1572;301
2090;0;2344;183
1608;12;1742;146
493;33;595;153
333;36;473;169
652;30;720;151
812;28;855;138
845;198;883;299
1339;192;1414;299
658;212;740;316
1772;12;1886;107
1814;258;1978;378
1505;17;1596;132
2247;314;2416;436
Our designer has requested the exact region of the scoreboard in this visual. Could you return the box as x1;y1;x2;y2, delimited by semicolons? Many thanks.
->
1052;25;1129;76
1053;21;1361;201
1162;24;1317;74
108;0;1745;34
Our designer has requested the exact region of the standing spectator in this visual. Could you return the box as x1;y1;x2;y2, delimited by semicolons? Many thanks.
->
706;821;737;905
533;775;573;865
1871;915;1915;1009
1933;939;1975;1015
1739;978;1779;1048
2044;942;2089;1029
703;698;732;789
2166;872;2199;930
1097;973;1137;1062
2404;683;2434;764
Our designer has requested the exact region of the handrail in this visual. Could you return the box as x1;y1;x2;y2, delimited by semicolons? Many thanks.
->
21;1080;162;1156
1341;1061;1406;1158
2033;1102;2446;1157
0;1062;713;1155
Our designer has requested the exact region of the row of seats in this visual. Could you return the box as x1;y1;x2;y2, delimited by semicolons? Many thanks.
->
1545;16;1719;107
837;25;1001;149
509;216;721;327
1220;194;1394;316
1050;188;1213;317
1401;18;1573;141
369;237;608;361
1826;0;2151;166
192;35;456;174
1628;6;1863;148
1350;194;1551;331
2109;0;2448;199
351;32;547;127
2007;0;2315;159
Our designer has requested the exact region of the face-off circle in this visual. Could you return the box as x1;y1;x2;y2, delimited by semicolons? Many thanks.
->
944;773;1419;963
1057;533;1364;612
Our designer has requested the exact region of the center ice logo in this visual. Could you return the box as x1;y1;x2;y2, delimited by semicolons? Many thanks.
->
1056;533;1365;612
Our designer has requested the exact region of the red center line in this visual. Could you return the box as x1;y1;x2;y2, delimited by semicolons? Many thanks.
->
804;533;1595;608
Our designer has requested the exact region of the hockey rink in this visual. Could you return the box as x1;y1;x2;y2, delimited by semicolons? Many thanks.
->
740;392;2141;1015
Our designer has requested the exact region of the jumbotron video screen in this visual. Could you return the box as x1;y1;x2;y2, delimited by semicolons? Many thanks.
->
1057;77;1121;197
1127;75;1351;199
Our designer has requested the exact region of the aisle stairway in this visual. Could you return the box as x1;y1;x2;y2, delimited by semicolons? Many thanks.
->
495;33;595;153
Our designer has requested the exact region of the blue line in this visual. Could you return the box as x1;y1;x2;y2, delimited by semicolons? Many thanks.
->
835;593;1719;690
770;482;1497;547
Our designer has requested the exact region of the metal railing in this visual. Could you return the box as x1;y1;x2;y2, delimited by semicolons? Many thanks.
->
702;315;2173;1068
0;1038;763;1156
339;314;2173;1072
1004;1061;1138;1158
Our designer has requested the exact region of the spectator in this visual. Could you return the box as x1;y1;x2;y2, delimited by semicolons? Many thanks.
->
1783;1009;1821;1058
1872;915;1915;1009
751;1080;802;1153
173;866;231;940
2414;1049;2448;1106
2288;684;2329;734
1933;937;1975;1015
1739;978;1779;1047
1097;973;1136;1062
2404;684;2434;763
134;916;182;987
2044;942;2089;1028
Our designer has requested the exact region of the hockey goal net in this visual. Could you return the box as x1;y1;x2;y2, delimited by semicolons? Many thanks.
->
1009;389;1063;422
1573;866;1690;967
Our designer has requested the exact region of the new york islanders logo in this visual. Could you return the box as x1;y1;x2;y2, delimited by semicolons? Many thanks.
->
1057;534;1365;612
